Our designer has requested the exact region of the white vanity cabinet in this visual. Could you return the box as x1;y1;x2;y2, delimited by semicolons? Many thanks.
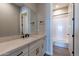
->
3;36;45;56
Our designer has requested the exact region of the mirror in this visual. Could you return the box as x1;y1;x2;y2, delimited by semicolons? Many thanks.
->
20;6;38;37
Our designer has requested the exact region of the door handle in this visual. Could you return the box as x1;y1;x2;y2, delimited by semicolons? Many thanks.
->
36;48;39;55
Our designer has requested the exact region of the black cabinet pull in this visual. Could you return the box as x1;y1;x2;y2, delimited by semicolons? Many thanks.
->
36;48;39;55
17;51;23;56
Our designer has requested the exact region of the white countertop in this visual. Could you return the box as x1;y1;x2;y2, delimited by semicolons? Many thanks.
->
0;34;45;56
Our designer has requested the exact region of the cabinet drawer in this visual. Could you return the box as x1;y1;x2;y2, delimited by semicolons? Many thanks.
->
7;45;28;56
7;49;24;56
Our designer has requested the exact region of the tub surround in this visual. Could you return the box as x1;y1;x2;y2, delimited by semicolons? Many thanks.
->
0;34;45;56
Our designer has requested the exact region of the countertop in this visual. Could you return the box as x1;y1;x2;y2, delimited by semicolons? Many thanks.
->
0;34;45;56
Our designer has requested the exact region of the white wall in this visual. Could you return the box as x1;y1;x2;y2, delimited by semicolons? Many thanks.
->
24;3;37;13
37;4;46;34
37;4;53;55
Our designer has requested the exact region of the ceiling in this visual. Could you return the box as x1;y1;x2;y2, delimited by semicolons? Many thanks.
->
13;3;24;7
14;3;38;7
53;3;69;10
14;3;69;11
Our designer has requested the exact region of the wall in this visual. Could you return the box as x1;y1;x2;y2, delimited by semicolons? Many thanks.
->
24;3;37;13
14;3;37;13
0;3;20;37
37;3;53;55
53;7;68;15
74;4;79;56
37;4;46;34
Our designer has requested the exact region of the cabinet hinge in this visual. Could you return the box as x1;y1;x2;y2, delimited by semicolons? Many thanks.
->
72;35;74;37
72;18;74;21
72;51;74;54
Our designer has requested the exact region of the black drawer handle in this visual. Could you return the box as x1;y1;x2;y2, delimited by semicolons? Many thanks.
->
17;51;23;56
36;48;39;55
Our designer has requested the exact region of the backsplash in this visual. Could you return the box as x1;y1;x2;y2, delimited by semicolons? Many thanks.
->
0;35;21;43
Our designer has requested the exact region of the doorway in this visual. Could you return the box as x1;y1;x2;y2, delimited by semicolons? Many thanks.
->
52;3;73;56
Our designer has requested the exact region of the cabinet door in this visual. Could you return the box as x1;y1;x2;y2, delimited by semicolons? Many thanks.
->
29;48;37;56
38;38;45;56
22;46;28;56
28;41;40;56
29;46;42;56
39;39;45;56
29;39;44;56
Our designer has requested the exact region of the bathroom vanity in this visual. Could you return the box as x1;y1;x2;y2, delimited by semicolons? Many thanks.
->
0;34;45;56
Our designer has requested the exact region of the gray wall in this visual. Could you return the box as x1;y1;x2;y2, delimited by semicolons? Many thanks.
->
37;4;53;55
0;3;20;37
25;3;37;13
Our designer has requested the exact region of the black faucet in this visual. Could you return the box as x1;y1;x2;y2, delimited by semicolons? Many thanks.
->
25;34;30;37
